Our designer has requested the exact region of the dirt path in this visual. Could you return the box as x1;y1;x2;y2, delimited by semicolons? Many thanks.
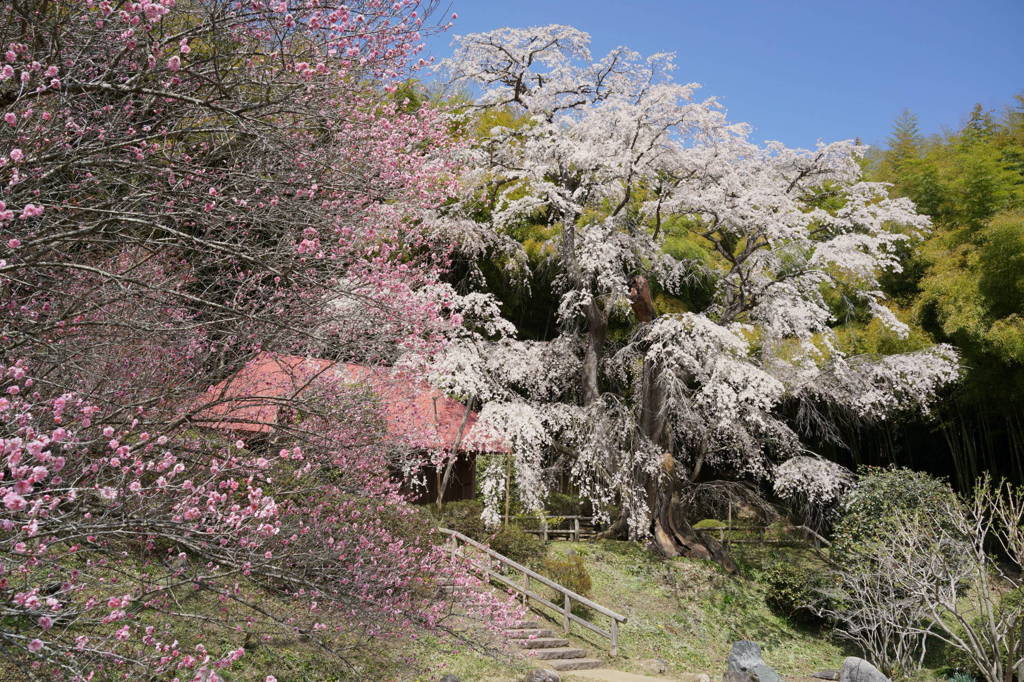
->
564;669;688;682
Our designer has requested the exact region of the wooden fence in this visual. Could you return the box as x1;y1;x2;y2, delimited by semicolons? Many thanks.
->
511;514;598;541
509;515;829;548
438;527;628;656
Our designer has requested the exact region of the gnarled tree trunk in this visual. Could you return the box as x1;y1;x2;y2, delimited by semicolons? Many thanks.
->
633;275;735;570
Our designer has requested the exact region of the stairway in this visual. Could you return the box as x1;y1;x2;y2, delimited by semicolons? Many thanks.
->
507;619;603;672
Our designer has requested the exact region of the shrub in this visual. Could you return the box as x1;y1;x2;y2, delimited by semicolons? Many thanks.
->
944;672;977;682
436;500;545;563
832;466;958;560
438;499;488;541
824;467;962;677
489;525;546;564
542;554;592;597
754;561;827;625
546;492;590;517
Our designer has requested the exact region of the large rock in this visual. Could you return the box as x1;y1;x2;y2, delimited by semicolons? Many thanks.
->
723;640;783;682
524;670;560;682
638;658;669;675
839;657;890;682
439;676;461;682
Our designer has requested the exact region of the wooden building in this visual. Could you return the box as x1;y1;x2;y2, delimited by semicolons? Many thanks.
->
192;352;501;504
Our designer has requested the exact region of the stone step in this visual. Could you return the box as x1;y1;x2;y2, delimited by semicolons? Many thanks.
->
527;646;588;660
506;627;557;638
544;657;604;671
514;637;571;649
511;620;541;629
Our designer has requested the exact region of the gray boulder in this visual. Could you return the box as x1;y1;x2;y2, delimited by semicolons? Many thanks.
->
724;640;783;682
439;676;461;682
524;670;560;682
638;658;669;675
839;657;890;682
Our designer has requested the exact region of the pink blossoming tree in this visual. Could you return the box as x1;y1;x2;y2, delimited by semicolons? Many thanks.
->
0;0;517;678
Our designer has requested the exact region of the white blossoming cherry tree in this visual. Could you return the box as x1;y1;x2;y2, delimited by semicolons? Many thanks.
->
431;25;959;559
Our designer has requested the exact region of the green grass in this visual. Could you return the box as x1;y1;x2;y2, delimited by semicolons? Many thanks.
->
384;536;858;680
535;540;848;678
14;532;952;681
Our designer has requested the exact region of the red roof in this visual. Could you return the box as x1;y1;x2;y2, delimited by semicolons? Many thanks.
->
192;352;502;452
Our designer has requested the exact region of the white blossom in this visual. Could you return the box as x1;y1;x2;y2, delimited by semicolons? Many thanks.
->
774;455;855;508
426;25;960;537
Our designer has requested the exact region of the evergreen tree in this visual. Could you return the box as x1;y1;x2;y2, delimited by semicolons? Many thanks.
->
885;109;924;177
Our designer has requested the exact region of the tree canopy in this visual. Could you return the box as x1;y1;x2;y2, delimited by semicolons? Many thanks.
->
427;25;959;556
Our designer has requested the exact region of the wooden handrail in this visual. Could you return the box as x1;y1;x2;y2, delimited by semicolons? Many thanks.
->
508;514;598;541
509;514;597;520
437;527;627;656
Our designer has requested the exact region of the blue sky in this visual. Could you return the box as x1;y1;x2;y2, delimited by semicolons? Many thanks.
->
424;0;1023;150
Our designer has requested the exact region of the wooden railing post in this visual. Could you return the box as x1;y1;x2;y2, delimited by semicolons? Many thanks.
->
437;528;626;655
573;516;580;541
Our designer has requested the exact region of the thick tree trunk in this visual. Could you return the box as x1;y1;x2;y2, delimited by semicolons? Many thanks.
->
632;275;735;570
581;299;608;405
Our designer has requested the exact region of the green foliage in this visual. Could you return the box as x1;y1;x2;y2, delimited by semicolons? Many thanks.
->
943;671;977;682
541;553;592;597
540;541;846;676
437;499;488;541
489;524;546;564
753;561;827;625
436;499;545;563
977;213;1024;322
831;467;958;560
545;491;590;516
872;96;1024;416
834;315;934;357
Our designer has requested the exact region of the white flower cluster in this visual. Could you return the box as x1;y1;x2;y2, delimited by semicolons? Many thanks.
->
774;455;855;508
424;25;961;536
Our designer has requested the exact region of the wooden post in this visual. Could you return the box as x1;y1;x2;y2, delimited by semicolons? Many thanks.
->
573;516;580;542
521;569;529;605
611;618;618;657
563;593;571;633
503;456;512;527
725;502;731;542
542;516;549;542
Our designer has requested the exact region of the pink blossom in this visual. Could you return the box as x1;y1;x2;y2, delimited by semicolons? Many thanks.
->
3;491;26;511
9;148;23;162
27;639;43;653
18;204;43;219
167;55;181;72
4;112;15;126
